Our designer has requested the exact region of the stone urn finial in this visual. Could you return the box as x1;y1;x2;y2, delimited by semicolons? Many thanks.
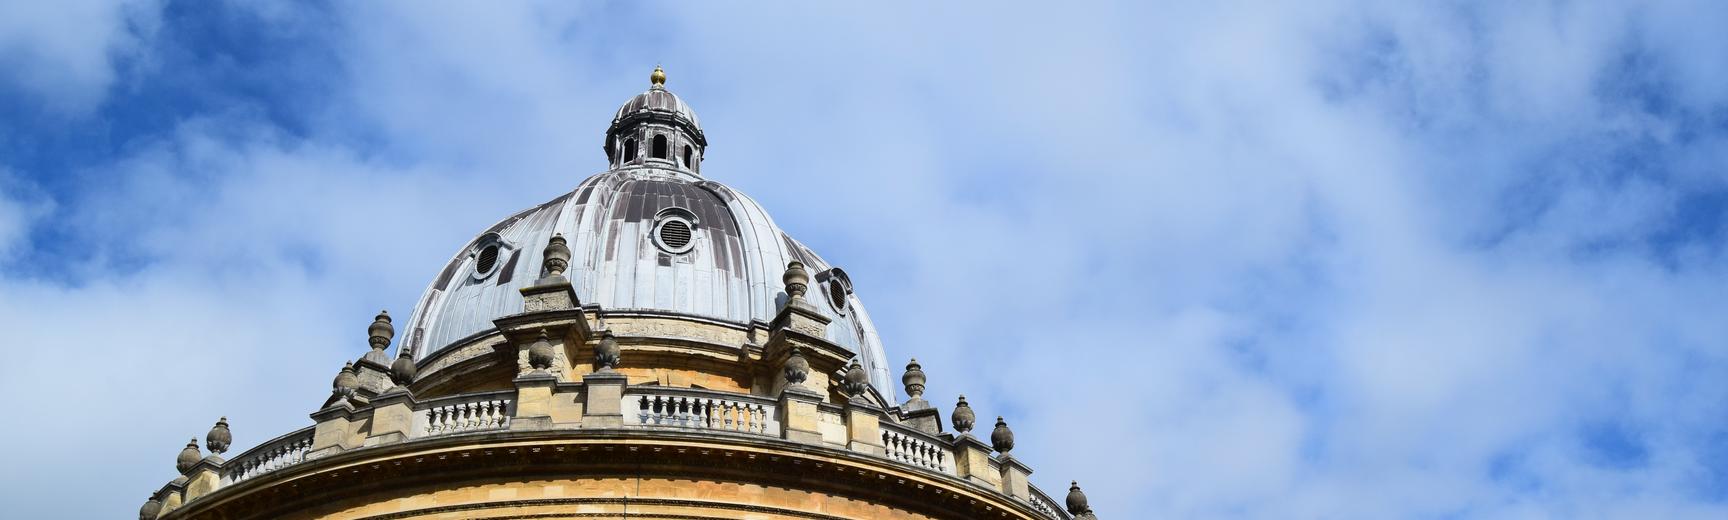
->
176;438;201;475
205;417;231;455
391;344;418;387
841;359;869;398
783;347;810;387
594;330;620;371
139;496;162;520
528;329;556;371
951;395;975;433
332;361;359;401
901;358;926;401
991;416;1015;454
1066;481;1093;516
367;310;394;351
782;261;809;300
542;234;571;280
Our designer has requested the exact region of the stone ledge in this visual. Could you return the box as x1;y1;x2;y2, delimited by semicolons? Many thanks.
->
165;428;1053;520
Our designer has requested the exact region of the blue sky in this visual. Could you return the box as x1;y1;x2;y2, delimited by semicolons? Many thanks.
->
2;1;1727;518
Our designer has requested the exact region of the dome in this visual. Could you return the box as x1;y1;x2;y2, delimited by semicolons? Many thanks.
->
403;73;891;393
611;88;702;139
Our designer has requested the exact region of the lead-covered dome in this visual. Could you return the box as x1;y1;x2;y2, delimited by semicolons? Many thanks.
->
402;72;891;392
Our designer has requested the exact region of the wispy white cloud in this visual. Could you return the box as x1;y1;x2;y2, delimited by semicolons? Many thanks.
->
0;0;159;115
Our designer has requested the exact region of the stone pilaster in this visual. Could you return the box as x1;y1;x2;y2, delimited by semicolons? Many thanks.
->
308;401;360;459
156;483;184;518
183;459;221;503
845;398;885;456
777;385;825;444
900;406;942;435
581;370;628;428
511;371;557;431
365;389;415;446
953;434;1002;488
520;280;579;312
997;454;1033;501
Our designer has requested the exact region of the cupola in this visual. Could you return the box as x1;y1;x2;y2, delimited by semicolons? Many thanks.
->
605;66;706;174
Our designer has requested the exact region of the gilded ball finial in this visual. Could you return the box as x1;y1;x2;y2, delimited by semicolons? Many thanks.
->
650;65;666;87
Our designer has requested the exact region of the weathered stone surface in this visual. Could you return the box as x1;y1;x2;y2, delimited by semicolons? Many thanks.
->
581;371;628;428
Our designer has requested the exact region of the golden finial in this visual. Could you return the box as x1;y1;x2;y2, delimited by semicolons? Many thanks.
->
650;65;666;88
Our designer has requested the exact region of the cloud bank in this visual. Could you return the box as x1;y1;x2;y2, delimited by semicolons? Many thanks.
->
1;1;1725;518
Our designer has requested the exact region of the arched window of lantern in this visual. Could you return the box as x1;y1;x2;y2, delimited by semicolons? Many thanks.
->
624;138;638;162
652;134;668;159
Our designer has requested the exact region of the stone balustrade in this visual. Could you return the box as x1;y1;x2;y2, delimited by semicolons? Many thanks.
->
623;386;777;436
414;391;514;437
220;427;314;486
881;421;952;474
1029;485;1072;520
169;385;1071;519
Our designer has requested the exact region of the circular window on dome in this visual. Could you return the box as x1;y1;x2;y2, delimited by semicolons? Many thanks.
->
469;236;511;281
818;268;852;314
827;278;847;311
651;208;699;254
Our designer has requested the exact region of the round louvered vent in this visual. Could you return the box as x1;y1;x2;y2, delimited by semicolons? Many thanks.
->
660;220;691;249
828;278;847;311
651;212;698;254
475;244;500;276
